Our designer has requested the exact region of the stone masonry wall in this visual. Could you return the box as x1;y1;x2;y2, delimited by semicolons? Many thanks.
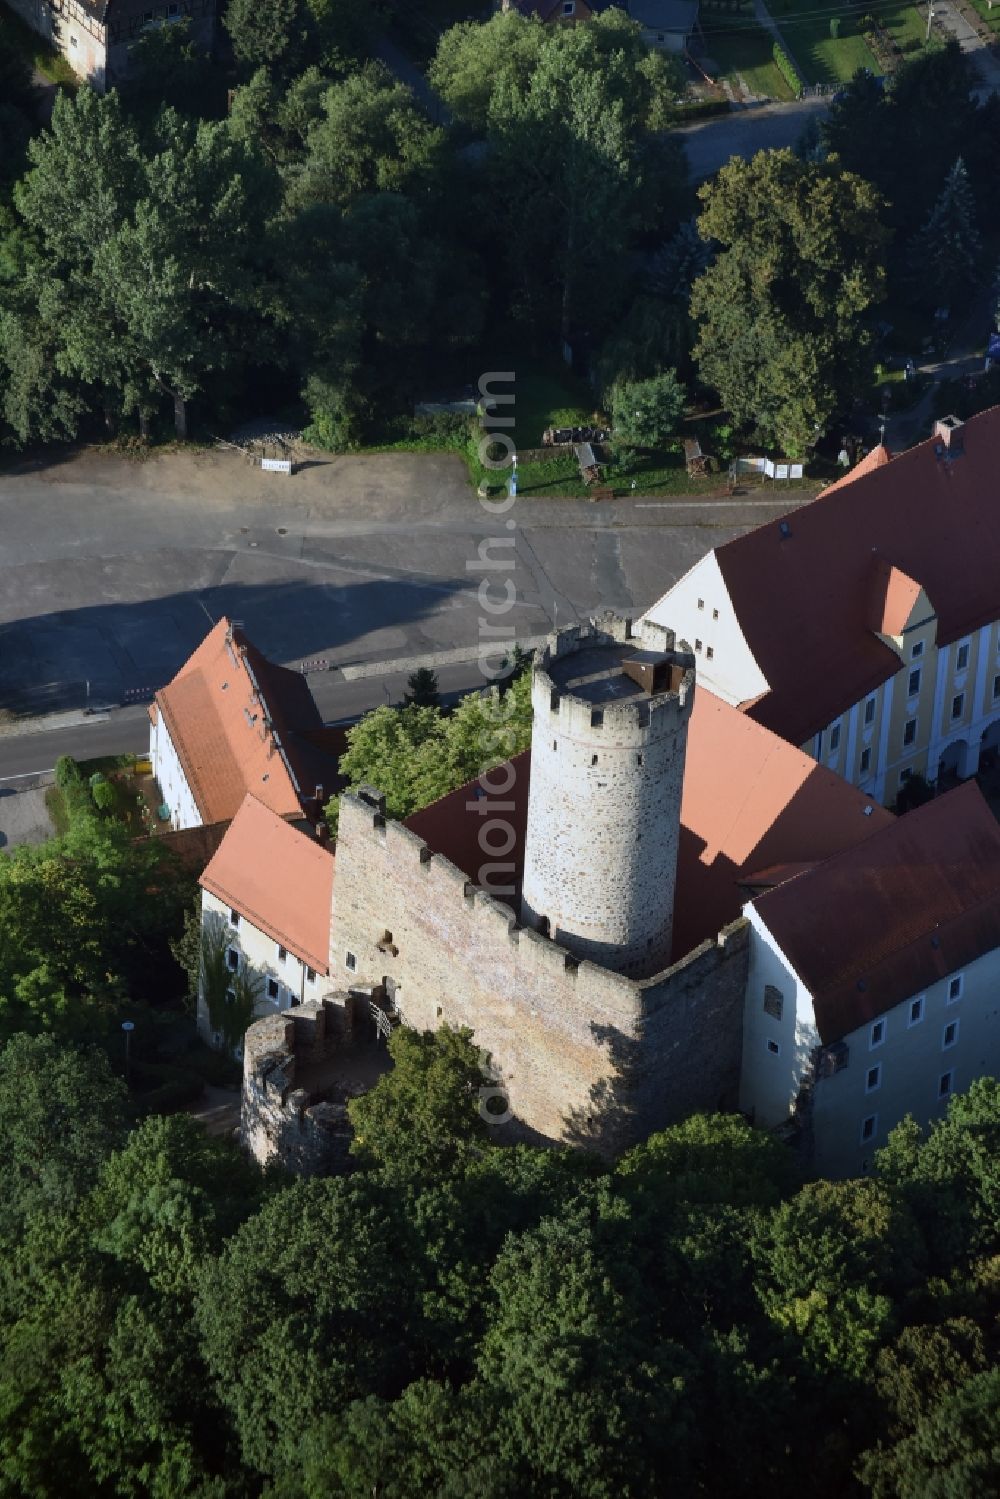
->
521;614;694;977
241;1000;353;1176
329;791;747;1153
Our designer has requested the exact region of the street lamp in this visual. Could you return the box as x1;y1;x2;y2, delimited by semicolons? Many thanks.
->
121;1020;135;1086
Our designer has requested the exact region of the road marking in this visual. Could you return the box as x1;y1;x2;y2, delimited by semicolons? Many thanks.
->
634;499;795;509
0;768;55;783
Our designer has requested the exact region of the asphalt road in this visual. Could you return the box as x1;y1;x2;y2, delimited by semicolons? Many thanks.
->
674;97;830;182
0;446;810;779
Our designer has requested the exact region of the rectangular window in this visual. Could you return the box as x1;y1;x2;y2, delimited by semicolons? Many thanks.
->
993;674;1000;700
590;709;603;728
70;32;78;45
860;747;872;774
307;968;316;983
695;639;702;652
763;985;784;1020
861;1114;877;1143
870;1019;885;1049
346;950;357;973
952;692;965;719
697;598;704;610
229;908;239;928
706;646;714;660
908;668;921;697
903;718;917;747
766;1038;780;1056
911;640;924;659
864;696;876;726
226;948;239;973
909;996;924;1027
939;1071;953;1099
943;1020;959;1049
712;608;719;620
866;1063;882;1093
830;725;841;752
266;978;279;1000
277;945;288;964
948;975;963;1002
957;642;970;671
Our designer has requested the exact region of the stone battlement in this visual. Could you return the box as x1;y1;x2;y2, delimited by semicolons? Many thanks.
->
532;613;695;740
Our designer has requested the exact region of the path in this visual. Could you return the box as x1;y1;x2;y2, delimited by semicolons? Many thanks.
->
931;1;1000;95
674;96;829;180
885;287;995;450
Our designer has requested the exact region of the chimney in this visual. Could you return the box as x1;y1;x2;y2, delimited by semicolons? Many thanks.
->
314;783;324;805
933;415;964;455
315;823;329;843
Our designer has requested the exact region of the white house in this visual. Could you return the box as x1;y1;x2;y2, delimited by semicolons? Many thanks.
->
740;780;1000;1176
198;793;336;1052
149;617;336;832
644;411;1000;806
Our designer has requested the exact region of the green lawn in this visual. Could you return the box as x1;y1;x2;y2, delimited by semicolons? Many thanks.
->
700;21;797;100
0;0;78;86
966;0;1000;31
767;0;933;85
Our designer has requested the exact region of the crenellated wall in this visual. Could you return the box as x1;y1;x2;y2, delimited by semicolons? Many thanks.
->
328;789;747;1153
241;999;355;1176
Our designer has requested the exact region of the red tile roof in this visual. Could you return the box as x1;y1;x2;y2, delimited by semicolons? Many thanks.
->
714;407;1000;746
154;619;337;825
752;781;1000;1043
200;794;335;974
403;687;892;962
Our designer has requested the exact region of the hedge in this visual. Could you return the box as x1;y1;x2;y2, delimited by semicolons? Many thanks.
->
664;98;732;124
772;42;801;96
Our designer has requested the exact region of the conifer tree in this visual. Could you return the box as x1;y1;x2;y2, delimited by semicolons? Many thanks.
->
907;157;982;308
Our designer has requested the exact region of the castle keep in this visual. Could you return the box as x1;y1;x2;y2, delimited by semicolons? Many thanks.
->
328;615;749;1151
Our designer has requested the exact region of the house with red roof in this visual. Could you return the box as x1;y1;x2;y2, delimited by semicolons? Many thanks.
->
644;409;1000;806
198;794;335;1046
149;618;338;833
742;781;1000;1176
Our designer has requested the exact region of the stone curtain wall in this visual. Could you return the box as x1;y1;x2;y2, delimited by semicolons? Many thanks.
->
241;1001;353;1175
329;791;747;1153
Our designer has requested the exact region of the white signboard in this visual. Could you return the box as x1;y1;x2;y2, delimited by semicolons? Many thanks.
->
763;458;776;479
775;463;789;480
790;463;804;479
262;458;292;474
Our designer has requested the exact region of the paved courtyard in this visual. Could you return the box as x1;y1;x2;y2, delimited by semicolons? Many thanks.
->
0;445;808;728
0;784;55;849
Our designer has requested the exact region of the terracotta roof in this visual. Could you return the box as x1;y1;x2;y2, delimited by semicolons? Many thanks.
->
403;688;892;962
752;781;1000;1043
867;558;924;638
819;442;892;496
154;618;338;825
200;794;334;974
713;407;1000;745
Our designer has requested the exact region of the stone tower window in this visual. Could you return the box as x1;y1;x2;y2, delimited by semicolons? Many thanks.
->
763;985;783;1019
591;754;599;765
591;709;603;727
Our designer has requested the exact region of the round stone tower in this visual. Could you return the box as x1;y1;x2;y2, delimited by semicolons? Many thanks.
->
520;612;695;979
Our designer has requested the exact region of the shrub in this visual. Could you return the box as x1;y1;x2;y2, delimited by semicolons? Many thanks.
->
90;778;117;813
130;1059;205;1114
772;42;800;96
55;755;82;790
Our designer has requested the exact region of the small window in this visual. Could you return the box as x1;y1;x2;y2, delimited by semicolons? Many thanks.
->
226;947;239;973
909;996;924;1027
697;598;705;610
903;718;917;747
636;753;643;766
864;696;876;725
307;968;316;983
943;1019;959;1050
712;608;719;620
591;754;599;766
590;709;603;728
952;692;965;719
766;1038;780;1056
277;945;288;964
552;740;557;751
695;639;702;653
763;984;784;1020
829;724;841;752
860;747;872;774
939;1071;953;1099
70;32;78;45
948;974;963;1002
345;950;357;973
870;1019;885;1049
957;642;970;671
229;908;240;928
562;0;574;11
266;978;279;1000
706;646;714;660
911;640;924;659
866;1063;882;1093
860;1114;877;1143
993;673;1000;700
908;668;921;697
